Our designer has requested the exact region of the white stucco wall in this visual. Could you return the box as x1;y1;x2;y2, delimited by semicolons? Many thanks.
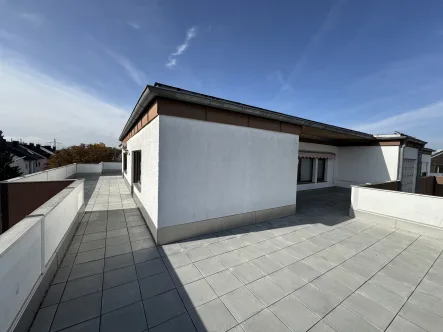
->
157;115;299;228
126;117;160;227
297;142;338;191
336;146;399;186
10;157;30;175
421;154;431;175
351;186;443;228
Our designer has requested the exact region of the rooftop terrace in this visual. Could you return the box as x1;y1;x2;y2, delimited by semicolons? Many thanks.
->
28;176;443;332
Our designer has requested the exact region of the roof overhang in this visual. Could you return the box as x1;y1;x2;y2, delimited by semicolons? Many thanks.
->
119;84;376;143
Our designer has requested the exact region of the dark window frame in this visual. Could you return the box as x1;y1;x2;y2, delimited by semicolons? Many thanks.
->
297;158;313;184
133;150;142;191
123;153;127;173
317;158;326;182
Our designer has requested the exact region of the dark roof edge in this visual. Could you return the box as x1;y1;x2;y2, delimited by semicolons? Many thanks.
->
119;83;376;141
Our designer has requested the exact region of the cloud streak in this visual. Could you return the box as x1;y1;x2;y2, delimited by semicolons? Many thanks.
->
352;101;443;147
20;12;44;26
128;22;141;30
166;26;197;68
107;50;147;86
0;59;128;147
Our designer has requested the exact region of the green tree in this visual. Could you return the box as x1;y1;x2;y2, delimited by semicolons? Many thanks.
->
0;131;23;180
48;143;120;168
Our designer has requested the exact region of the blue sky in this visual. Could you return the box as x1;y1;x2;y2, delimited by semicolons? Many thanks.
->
1;0;443;148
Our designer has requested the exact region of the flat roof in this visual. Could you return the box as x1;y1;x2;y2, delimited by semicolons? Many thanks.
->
119;83;375;141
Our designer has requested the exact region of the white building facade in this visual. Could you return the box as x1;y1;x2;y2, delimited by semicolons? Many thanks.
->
120;84;428;244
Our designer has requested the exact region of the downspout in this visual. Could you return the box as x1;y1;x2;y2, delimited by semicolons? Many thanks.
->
397;140;406;191
415;145;424;193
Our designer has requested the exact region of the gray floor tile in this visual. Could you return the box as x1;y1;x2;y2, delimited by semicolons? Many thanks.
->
342;293;396;331
84;225;106;235
133;247;160;264
409;289;443;317
105;253;134;272
71;235;83;245
323;266;365;290
189;298;237;332
100;302;147;332
194;256;227;277
177;278;218;310
246;277;287;306
221;287;265;322
62;274;103;302
59;318;100;331
106;234;130;246
106;222;127;231
61;254;77;267
79;239;106;253
400;300;443;332
311;274;354;301
370;272;415;298
42;283;66;307
207;241;233;255
268;267;306;293
144;289;186;328
250;256;283;275
380;265;423;288
267;249;299;266
67;243;80;255
53;266;72;284
187;246;214;262
324;305;379;332
206;269;243;296
386;316;427;332
69;260;104;281
270;295;321;332
136;258;167;279
148;313;197;332
357;281;406;312
82;232;106;243
218;251;248;268
163;252;192;269
51;292;101;331
139;272;175;299
102;280;141;313
107;228;128;238
286;261;322;282
308;321;337;332
230;262;265;285
30;304;57;332
170;263;204;286
105;242;132;258
75;248;105;264
241;309;291;332
293;284;340;317
416;279;443;299
104;265;137;289
158;243;183;256
129;231;151;241
131;238;156;252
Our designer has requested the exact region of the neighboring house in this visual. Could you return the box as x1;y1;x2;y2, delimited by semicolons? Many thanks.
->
6;141;47;175
119;83;430;244
421;148;434;176
431;150;443;173
23;143;55;170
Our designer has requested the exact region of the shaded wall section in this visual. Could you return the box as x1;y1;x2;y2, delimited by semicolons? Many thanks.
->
0;180;74;233
365;181;400;191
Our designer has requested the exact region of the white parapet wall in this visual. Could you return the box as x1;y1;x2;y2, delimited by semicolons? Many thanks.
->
350;185;443;237
76;163;102;174
0;180;85;332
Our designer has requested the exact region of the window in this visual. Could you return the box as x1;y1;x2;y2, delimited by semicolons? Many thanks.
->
133;151;141;185
123;153;127;173
317;159;326;182
298;158;313;183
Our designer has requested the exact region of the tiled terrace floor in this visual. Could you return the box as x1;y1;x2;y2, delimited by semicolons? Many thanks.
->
30;176;443;332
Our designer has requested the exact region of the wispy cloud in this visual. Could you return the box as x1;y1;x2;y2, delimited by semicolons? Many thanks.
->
0;58;127;147
128;22;141;30
352;101;443;147
20;12;44;26
106;50;147;86
166;26;197;68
